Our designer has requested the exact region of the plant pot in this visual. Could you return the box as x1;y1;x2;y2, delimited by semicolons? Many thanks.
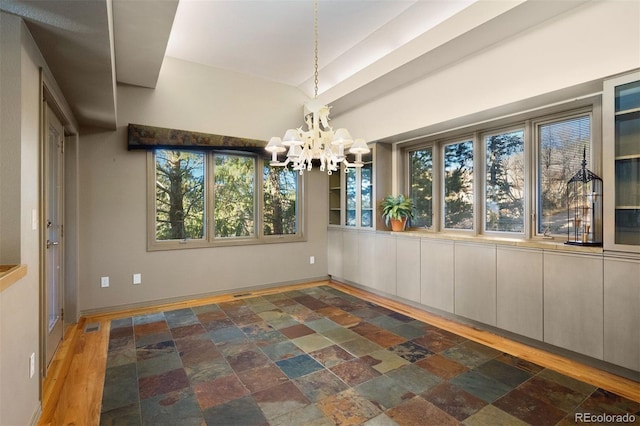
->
390;217;407;232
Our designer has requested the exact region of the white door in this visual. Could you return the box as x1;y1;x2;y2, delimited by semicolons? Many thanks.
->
44;103;64;370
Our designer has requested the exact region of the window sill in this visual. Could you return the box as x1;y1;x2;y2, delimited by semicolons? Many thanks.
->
374;228;604;254
147;235;306;252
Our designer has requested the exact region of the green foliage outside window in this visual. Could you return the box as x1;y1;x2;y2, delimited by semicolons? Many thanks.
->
409;148;433;228
155;150;205;240
485;130;525;232
263;165;297;235
444;140;474;229
214;154;255;238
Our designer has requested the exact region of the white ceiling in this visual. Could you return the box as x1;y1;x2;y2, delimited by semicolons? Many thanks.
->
1;0;591;130
165;0;476;96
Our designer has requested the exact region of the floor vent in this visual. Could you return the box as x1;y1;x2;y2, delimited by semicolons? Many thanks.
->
233;292;252;298
84;323;100;333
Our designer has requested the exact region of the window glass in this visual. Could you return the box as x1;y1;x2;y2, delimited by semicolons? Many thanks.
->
538;115;591;235
485;130;525;232
361;162;373;227
263;165;298;235
409;148;433;228
345;170;356;226
154;150;205;241
213;154;255;238
444;140;474;229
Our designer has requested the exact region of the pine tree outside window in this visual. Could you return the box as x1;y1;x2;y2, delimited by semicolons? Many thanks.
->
149;149;303;250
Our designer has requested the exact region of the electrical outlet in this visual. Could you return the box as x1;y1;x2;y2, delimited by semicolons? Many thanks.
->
133;273;142;285
310;256;315;265
29;353;35;378
101;276;109;288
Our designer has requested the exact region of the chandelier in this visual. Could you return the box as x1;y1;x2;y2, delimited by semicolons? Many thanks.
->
265;0;370;175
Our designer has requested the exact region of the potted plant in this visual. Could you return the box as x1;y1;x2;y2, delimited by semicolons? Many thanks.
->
380;194;414;231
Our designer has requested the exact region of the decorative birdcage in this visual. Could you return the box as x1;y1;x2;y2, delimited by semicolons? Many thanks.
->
566;148;603;246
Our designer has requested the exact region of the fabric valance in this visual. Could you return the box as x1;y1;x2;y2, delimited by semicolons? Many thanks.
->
127;123;267;155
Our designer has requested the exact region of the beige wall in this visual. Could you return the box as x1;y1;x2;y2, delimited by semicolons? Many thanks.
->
78;57;329;313
333;0;640;143
1;14;44;426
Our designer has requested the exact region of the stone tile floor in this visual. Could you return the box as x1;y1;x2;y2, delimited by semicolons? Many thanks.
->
100;286;640;425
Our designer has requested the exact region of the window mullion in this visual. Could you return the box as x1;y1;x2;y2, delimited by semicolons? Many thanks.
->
524;119;533;239
257;157;264;240
207;152;215;243
474;131;482;236
433;143;441;232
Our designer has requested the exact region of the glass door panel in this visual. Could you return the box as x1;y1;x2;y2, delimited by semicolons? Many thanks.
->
613;80;640;246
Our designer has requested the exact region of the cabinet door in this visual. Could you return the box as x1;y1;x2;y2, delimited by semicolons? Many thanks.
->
396;237;420;303
454;242;497;326
358;231;376;289
496;247;543;340
604;72;640;252
604;257;640;371
327;229;343;278
373;234;396;296
345;168;357;227
543;252;603;360
360;153;374;228
342;230;359;283
420;239;454;313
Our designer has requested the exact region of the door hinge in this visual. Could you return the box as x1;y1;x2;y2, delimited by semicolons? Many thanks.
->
61;308;64;321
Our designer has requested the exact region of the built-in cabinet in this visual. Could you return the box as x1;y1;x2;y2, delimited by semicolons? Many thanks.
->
496;247;543;341
603;256;640;371
420;239;454;313
396;237;420;302
454;243;496;326
543;252;604;360
327;143;391;229
327;228;640;376
604;71;640;252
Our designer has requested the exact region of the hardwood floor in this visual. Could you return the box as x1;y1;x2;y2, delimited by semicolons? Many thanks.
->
37;280;639;425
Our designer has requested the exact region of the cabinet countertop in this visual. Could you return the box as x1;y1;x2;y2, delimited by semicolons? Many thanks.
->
0;264;27;292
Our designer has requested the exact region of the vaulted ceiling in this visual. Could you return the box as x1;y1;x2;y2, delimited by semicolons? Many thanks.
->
1;0;589;130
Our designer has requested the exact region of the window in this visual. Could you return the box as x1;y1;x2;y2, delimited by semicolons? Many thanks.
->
149;149;302;250
536;114;591;236
154;150;205;241
485;129;525;233
402;101;597;240
345;169;357;226
409;147;433;228
444;140;474;230
263;165;298;235
213;154;255;238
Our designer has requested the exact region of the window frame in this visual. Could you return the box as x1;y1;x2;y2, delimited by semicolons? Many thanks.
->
441;136;476;232
481;125;527;237
146;149;305;251
401;98;600;243
407;144;436;230
532;108;594;238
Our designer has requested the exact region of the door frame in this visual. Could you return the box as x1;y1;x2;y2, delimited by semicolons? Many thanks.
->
42;99;65;372
39;73;79;381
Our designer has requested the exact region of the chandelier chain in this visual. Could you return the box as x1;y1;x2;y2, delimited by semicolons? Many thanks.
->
313;0;319;98
265;0;370;174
